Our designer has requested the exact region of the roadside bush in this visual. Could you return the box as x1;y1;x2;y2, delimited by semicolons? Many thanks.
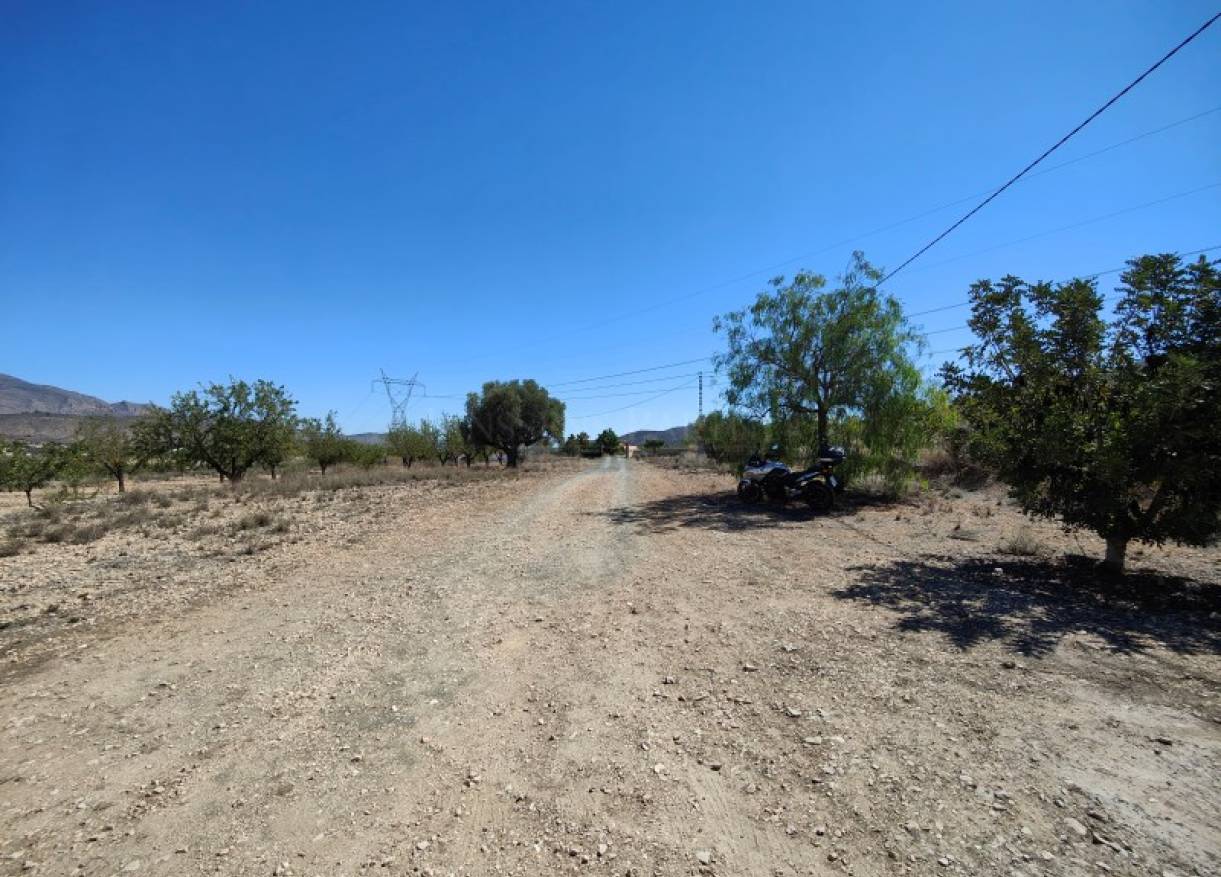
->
0;538;25;557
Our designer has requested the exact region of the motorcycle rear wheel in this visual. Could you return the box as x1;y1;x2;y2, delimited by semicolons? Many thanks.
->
804;481;834;514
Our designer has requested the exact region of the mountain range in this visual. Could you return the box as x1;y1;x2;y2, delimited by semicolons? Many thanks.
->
0;374;151;442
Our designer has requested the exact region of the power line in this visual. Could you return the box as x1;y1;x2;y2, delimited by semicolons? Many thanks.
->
916;244;1221;355
911;183;1221;275
552;371;705;393
548;356;712;388
878;12;1221;284
567;380;699;420
908;244;1221;319
557;382;698;401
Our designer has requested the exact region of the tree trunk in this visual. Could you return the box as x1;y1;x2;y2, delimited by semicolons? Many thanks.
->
117;469;126;493
269;465;278;480
320;462;330;475
505;447;519;468
25;488;34;508
816;407;829;453
1103;536;1128;574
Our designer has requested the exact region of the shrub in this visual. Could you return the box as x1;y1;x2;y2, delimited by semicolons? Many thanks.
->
998;528;1050;557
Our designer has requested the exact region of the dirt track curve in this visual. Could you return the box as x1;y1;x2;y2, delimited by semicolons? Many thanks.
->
2;458;1218;877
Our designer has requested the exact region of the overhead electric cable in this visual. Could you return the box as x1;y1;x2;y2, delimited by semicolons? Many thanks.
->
878;12;1221;283
547;357;712;388
567;381;699;420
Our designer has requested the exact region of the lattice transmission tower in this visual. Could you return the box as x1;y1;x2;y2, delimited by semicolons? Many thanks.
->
373;369;423;428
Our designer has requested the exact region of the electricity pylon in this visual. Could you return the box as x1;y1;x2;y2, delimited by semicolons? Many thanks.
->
374;370;423;428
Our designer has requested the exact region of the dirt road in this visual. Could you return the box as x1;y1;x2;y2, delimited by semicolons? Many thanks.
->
2;459;1218;876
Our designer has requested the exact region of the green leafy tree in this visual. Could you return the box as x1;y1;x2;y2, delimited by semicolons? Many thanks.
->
596;428;620;456
346;440;386;470
695;411;768;465
75;417;149;493
386;422;432;468
439;414;469;465
465;380;565;468
642;439;665;452
941;253;1220;573
300;412;347;475
418;419;444;464
715;252;946;489
456;415;487;466
145;379;298;482
55;443;96;497
1;441;63;507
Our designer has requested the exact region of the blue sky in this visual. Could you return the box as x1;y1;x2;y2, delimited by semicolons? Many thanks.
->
2;1;1218;435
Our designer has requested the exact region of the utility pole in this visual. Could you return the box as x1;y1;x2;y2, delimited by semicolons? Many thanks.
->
698;371;703;419
374;370;423;428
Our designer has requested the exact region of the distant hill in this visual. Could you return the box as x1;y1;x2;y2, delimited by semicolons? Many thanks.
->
621;424;691;447
349;432;388;445
0;373;150;418
0;374;152;442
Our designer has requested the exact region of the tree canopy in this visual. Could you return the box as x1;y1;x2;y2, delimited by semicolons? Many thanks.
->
143;379;298;482
714;252;949;488
465;380;564;467
941;252;1220;572
596;428;620;456
300;412;347;474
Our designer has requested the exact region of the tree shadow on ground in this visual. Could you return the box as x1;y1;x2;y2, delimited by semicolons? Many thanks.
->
598;489;893;533
833;555;1221;657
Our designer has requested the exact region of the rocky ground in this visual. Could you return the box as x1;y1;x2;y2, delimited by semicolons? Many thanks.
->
0;458;1217;877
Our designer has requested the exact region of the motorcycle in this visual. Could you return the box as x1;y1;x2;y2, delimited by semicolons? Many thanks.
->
737;446;845;513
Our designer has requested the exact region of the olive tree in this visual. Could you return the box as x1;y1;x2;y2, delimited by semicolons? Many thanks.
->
941;253;1220;573
464;380;564;468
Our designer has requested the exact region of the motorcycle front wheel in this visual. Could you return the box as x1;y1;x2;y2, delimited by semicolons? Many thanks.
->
804;481;834;514
737;481;762;503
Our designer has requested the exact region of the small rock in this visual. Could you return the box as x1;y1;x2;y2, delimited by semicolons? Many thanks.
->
784;707;802;718
695;849;713;866
1064;817;1088;838
415;840;430;852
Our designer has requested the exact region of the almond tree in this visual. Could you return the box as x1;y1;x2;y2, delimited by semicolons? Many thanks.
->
75;416;148;492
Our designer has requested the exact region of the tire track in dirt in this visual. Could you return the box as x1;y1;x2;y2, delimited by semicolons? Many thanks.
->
1;459;654;875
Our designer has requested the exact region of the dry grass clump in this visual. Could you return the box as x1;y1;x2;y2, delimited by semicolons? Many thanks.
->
998;527;1051;557
0;538;24;557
